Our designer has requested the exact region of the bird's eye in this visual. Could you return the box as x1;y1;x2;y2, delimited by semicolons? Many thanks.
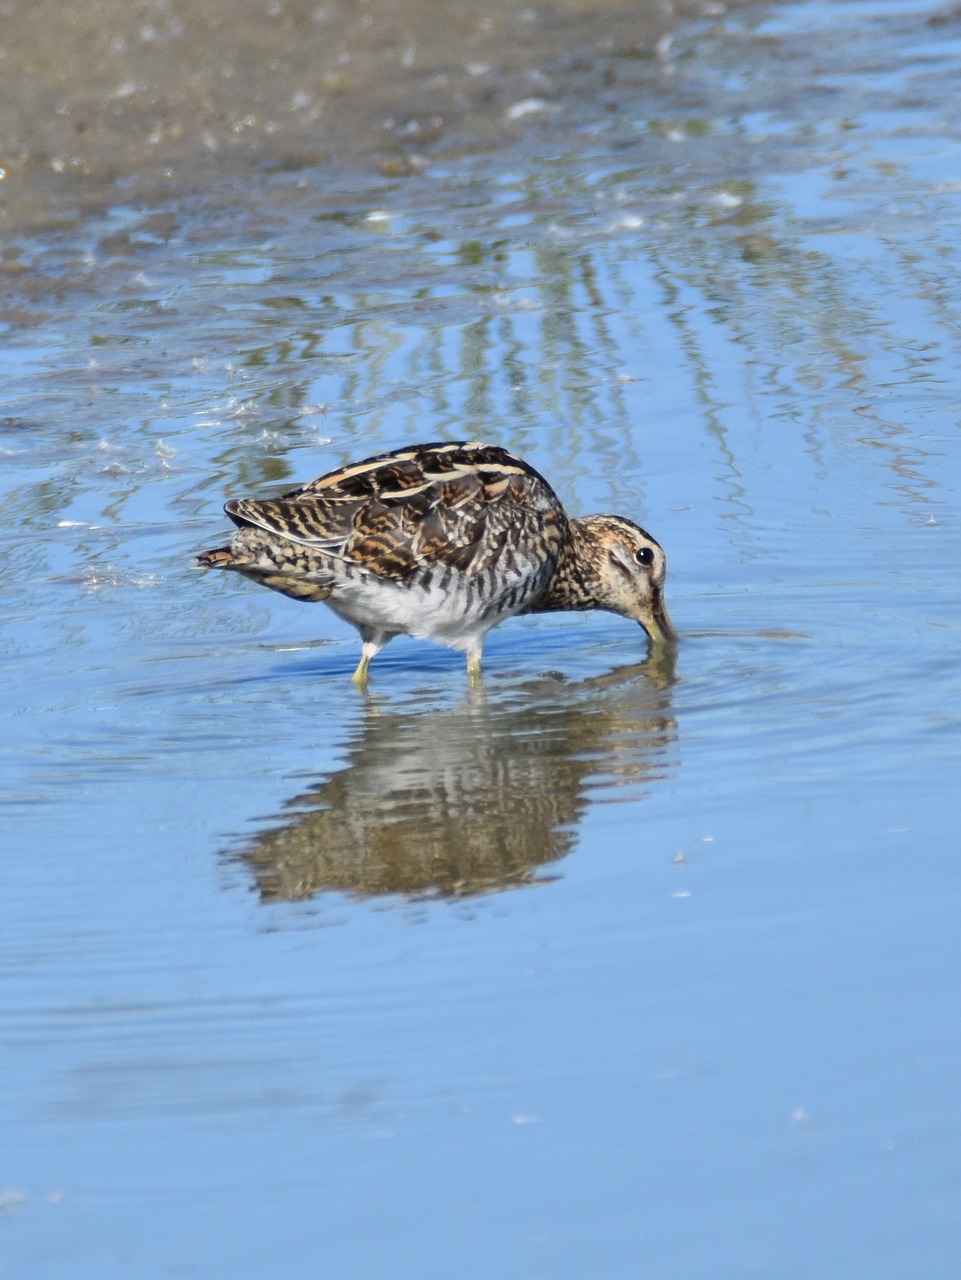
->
635;546;655;567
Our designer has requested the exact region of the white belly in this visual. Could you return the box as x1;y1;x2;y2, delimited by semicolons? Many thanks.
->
327;572;519;653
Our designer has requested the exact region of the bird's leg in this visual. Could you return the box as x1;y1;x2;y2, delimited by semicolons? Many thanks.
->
351;640;379;689
466;649;483;686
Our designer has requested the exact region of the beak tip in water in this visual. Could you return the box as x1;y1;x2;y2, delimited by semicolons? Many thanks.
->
639;605;676;646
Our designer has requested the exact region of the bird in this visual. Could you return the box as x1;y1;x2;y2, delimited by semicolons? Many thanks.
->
195;440;674;686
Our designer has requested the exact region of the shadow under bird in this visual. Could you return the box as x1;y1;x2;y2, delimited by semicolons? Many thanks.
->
196;440;674;685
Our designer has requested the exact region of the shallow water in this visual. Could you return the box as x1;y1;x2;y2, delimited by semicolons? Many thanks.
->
2;0;961;1275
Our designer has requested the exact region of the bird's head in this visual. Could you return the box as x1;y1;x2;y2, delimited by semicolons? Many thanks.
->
573;515;675;644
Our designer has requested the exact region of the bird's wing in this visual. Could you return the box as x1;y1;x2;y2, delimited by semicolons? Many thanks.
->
225;442;567;584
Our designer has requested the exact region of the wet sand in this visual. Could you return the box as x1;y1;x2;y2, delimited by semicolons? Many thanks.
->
1;0;727;228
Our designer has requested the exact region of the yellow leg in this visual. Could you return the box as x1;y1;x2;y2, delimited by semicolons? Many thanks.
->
351;642;378;689
466;650;483;685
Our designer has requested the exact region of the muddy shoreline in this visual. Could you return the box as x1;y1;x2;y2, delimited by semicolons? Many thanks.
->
1;0;743;226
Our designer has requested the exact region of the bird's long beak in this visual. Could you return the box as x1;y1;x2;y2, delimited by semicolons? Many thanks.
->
637;591;676;645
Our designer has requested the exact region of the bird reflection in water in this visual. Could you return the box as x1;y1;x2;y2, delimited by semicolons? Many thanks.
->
234;646;677;902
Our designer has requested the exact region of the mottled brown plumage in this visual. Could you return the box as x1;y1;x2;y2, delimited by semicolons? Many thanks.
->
196;440;673;684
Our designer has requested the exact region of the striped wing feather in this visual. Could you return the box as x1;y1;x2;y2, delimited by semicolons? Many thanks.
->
224;442;566;583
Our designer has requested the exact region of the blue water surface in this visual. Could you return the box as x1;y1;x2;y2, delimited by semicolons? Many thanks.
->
2;0;960;1276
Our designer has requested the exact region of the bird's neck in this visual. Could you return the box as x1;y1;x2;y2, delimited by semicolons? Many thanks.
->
530;518;606;613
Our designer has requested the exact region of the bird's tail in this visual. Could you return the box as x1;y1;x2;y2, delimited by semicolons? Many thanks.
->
194;543;332;601
195;546;249;569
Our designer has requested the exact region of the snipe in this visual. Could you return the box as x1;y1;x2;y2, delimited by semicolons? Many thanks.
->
196;440;674;685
